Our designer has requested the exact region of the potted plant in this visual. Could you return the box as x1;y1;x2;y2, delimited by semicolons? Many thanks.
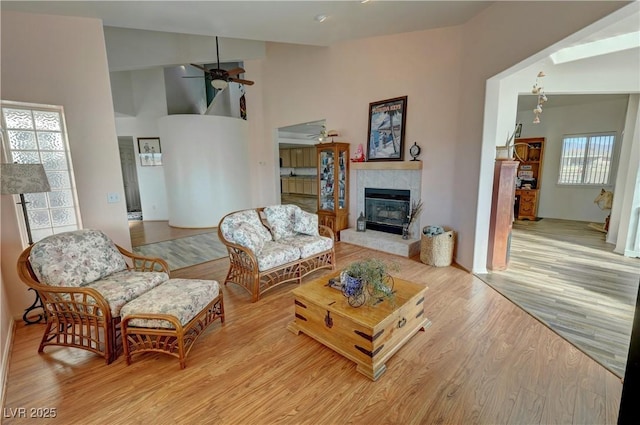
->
342;259;399;307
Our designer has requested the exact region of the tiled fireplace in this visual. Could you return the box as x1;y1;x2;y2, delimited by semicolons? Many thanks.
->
342;162;423;257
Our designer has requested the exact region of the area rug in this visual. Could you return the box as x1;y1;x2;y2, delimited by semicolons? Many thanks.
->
133;232;227;270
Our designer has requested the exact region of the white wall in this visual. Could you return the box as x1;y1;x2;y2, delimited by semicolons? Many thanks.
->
515;96;629;222
110;70;136;116
103;28;266;72
1;11;129;318
612;95;640;256
158;115;252;227
114;68;170;220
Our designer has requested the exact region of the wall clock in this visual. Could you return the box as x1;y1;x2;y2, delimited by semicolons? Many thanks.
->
409;142;421;161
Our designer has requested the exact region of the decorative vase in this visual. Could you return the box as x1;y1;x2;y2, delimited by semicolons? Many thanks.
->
496;145;512;159
402;223;409;240
340;272;366;307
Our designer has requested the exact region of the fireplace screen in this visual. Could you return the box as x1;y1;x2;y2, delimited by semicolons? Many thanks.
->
364;188;410;235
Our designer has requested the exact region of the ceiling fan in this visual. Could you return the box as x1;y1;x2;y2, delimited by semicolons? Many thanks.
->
185;36;254;89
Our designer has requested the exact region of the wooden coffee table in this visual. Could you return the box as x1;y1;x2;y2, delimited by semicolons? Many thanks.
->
287;271;430;380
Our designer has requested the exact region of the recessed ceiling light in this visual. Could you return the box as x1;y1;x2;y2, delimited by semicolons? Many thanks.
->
315;14;328;23
361;0;372;3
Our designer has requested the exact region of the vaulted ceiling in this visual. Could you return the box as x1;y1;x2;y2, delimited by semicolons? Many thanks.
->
1;1;493;46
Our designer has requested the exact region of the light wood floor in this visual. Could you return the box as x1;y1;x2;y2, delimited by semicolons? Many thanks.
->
129;220;217;247
281;193;317;213
3;224;623;424
478;218;639;378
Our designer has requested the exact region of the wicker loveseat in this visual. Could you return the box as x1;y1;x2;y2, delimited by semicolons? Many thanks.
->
17;229;170;364
218;205;335;302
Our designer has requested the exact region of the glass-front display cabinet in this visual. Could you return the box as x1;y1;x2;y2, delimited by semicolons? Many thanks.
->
316;142;349;238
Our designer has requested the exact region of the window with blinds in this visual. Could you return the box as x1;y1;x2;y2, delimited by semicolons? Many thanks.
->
557;133;615;185
1;101;81;243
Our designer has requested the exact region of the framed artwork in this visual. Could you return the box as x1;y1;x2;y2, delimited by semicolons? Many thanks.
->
366;96;407;161
137;137;162;166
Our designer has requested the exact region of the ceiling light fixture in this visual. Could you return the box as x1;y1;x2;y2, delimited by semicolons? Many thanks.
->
531;71;547;124
211;79;228;90
315;14;328;23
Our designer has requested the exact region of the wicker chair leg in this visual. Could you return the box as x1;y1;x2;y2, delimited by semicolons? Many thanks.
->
178;333;186;370
106;318;122;364
38;320;54;353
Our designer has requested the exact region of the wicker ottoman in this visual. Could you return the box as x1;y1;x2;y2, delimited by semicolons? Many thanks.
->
121;279;224;369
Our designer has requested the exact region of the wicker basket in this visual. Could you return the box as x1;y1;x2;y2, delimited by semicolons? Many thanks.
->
420;229;455;267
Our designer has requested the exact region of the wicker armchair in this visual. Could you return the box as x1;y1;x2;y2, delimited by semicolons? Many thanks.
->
17;229;170;364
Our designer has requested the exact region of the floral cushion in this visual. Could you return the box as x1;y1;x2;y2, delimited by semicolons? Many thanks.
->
264;204;301;241
85;270;169;316
281;235;333;259
121;279;219;329
220;209;272;243
29;229;127;287
231;222;266;254
255;241;300;271
293;209;320;236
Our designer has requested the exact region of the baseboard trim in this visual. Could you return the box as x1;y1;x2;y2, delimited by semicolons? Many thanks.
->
1;318;16;408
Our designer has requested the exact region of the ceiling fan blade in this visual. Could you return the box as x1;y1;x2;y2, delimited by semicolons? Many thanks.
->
182;76;205;78
189;63;207;72
227;67;246;76
229;77;254;86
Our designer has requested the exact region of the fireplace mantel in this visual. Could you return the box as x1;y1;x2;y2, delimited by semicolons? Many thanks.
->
351;161;422;171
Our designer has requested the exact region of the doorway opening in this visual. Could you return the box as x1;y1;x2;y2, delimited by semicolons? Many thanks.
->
118;136;142;220
277;119;326;213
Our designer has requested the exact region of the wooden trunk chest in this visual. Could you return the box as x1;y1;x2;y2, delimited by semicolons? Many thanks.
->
288;271;430;380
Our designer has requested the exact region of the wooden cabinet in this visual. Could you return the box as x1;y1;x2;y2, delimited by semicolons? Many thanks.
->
289;149;297;168
515;189;537;221
488;160;518;271
280;147;318;169
291;148;304;168
303;179;313;195
295;178;304;194
281;177;290;194
305;147;317;167
280;149;291;168
513;137;545;220
316;142;349;238
281;176;317;195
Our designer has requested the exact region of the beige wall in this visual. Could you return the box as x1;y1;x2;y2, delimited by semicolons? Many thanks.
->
255;1;627;271
449;0;627;271
1;11;129;317
258;27;463;236
1;273;15;405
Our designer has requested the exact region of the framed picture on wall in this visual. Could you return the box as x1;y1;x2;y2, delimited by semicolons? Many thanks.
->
137;137;162;166
366;96;407;161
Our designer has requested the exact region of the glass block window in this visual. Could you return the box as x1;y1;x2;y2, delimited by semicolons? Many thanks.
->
558;133;615;185
1;102;81;243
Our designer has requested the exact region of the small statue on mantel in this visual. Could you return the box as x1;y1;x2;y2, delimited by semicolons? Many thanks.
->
351;143;365;162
